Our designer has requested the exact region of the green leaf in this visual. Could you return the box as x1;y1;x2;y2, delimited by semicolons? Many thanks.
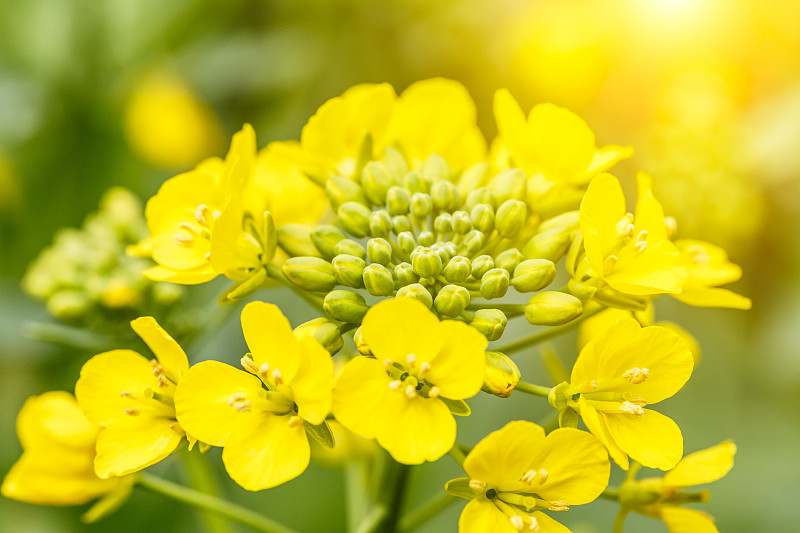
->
440;397;471;416
304;420;335;448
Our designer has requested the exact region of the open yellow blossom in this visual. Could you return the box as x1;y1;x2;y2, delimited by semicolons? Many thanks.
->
174;301;334;491
673;239;752;309
75;317;190;478
446;421;609;533
619;442;736;533
553;317;693;470
2;391;132;506
333;298;487;465
574;173;687;299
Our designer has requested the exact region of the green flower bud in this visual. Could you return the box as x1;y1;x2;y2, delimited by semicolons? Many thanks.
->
460;229;485;256
396;231;417;255
332;254;366;288
488;168;527;204
451;211;472;234
361;161;394;205
480;268;510;299
369;209;393;239
538;211;580;233
386;186;411;216
470;203;495;234
431;243;452;265
457;162;489;197
434;284;471;317
337;202;371;238
567;278;598;300
382;146;409;179
471;255;495;278
394;262;419;287
466;187;496;211
367;238;392;265
47;290;91;321
353;326;371;355
396;283;433;308
410;192;433;218
323;290;369;324
434;213;453;235
495;199;527;238
282;257;336;292
495;248;524;274
402;171;427;194
481;351;520;397
443;255;472;283
525;292;583;326
522;227;572;262
327;176;367;209
310;225;347;260
363;263;394;296
334;239;366;260
418;231;435;247
512;259;557;292
421;153;451;183
431;180;459;212
294;318;344;355
276;224;321;257
412;247;443;278
470;309;507;341
392;215;411;234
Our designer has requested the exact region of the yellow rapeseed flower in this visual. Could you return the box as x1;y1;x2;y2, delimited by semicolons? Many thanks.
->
2;391;131;505
447;421;609;533
554;318;693;471
619;442;736;533
673;239;752;309
174;301;334;491
333;298;487;465
573;173;687;299
74;317;190;478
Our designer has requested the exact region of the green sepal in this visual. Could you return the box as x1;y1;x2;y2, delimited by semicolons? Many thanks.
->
82;474;137;523
217;268;267;305
304;420;336;449
559;407;580;429
440;397;471;416
445;478;478;501
262;211;277;262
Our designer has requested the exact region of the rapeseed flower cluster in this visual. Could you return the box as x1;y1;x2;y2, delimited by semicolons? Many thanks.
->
4;79;746;533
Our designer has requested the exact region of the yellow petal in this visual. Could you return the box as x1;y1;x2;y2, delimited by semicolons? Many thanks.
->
676;239;742;285
75;350;175;426
674;286;752;310
130;316;189;383
605;240;687;295
459;499;517;533
633;173;668;243
378;395;455;465
143;264;217;285
151;231;210;270
464;420;546;488
360;298;443;365
144;169;223;236
528;103;596;183
604;408;683;470
663;441;736;489
579;173;626;275
660;506;719;533
241;301;301;383
222;124;256;197
174;361;264;447
425;320;487;400
210;195;246;278
529;511;573;533
578;397;629;470
17;391;97;451
290;336;334;425
333;356;401;440
222;414;309;491
94;416;183;478
587;145;634;176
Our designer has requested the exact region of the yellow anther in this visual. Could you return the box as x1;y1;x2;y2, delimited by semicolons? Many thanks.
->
603;255;619;272
405;385;417;399
622;367;649;384
157;374;169;388
388;380;402;390
635;230;648;243
510;515;524;531
258;362;270;377
287;416;303;428
468;479;484;491
272;368;283;386
537;469;549;483
585;380;598;393
383;358;393;370
629;397;647;407
195;204;212;226
521;470;537;484
419;361;431;377
687;244;710;264
548;501;569;512
152;364;164;376
664;216;677;239
228;393;246;406
178;222;197;235
406;353;417;366
173;233;195;246
615;213;635;237
240;356;259;374
168;422;183;433
119;391;137;399
527;516;540;531
428;386;440;399
204;252;211;260
634;241;647;255
125;407;139;416
620;401;645;416
233;400;251;413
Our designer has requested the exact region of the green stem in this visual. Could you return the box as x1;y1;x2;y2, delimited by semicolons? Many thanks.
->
138;474;299;533
398;492;456;533
599;489;620;501
449;444;468;466
514;381;552;399
355;504;388;533
265;263;326;314
181;451;233;533
346;460;370;533
494;303;605;355
613;509;628;533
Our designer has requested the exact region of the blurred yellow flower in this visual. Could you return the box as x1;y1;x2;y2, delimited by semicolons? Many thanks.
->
2;391;129;505
562;318;693;470
75;317;190;478
174;301;334;491
333;298;487;464
673;239;752;309
124;72;222;169
447;421;609;533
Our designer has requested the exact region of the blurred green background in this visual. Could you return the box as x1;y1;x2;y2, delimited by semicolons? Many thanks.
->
2;0;799;532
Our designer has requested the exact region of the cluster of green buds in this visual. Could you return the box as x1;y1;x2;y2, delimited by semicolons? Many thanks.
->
22;188;184;328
